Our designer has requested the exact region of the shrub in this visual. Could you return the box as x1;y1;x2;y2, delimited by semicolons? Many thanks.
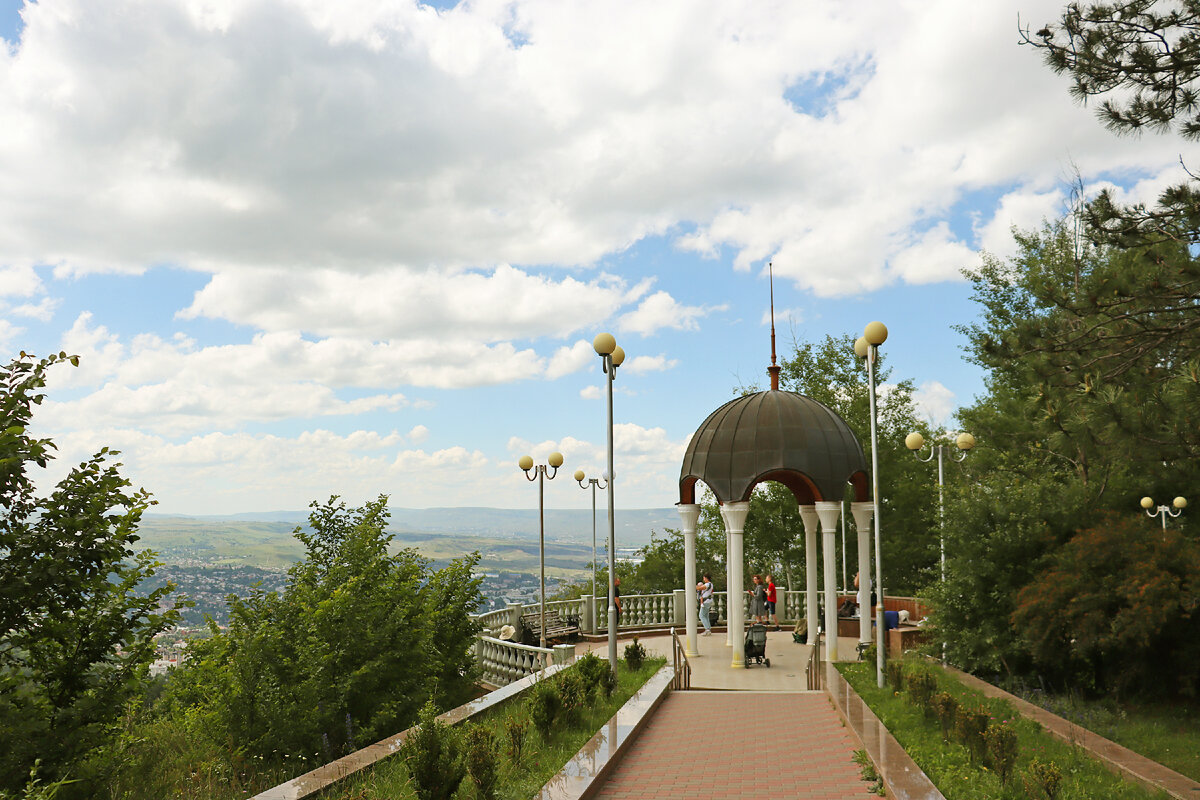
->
528;679;562;738
954;705;990;764
623;639;647;671
575;653;613;698
1023;757;1063;800
397;701;464;800
984;721;1019;784
462;724;498;800
886;660;905;692
503;714;529;761
557;671;588;727
905;671;937;713
930;691;959;740
0;762;73;800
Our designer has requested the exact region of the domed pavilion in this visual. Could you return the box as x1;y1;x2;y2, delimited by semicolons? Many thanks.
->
675;333;877;667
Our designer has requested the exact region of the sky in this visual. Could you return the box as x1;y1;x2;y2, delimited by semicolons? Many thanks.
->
0;0;1188;515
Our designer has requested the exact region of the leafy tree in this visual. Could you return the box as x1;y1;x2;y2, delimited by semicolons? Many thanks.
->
166;496;482;760
1023;0;1200;246
778;334;940;594
0;352;181;790
1012;514;1200;698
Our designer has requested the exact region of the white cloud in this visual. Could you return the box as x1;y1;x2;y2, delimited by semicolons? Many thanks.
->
407;424;429;444
617;291;723;336
545;339;594;380
579;385;601;400
622;354;677;375
913;380;956;426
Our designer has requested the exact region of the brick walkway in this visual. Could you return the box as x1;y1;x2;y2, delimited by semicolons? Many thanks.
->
590;691;874;799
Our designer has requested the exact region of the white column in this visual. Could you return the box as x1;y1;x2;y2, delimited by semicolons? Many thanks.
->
678;503;701;657
851;502;875;646
725;521;734;646
720;501;750;668
798;504;820;645
815;501;842;662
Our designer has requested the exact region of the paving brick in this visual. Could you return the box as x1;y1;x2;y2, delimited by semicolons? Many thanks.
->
590;692;872;799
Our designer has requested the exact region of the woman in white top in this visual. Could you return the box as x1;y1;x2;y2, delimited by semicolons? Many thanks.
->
697;573;714;636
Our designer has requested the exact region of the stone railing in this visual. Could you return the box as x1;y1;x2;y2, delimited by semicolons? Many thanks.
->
475;635;574;688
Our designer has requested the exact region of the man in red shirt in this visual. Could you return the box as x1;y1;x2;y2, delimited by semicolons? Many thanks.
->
765;574;779;630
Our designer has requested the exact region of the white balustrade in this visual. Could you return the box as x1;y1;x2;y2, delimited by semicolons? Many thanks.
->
477;636;553;687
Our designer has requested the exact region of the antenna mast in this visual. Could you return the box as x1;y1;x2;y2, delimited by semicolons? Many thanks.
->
768;262;780;391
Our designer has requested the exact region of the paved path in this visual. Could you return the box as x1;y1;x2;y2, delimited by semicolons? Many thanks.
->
590;691;874;799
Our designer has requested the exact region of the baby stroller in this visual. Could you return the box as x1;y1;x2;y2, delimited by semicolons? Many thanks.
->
744;623;770;667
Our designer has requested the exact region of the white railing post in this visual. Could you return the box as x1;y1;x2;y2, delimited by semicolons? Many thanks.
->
673;588;686;626
581;594;595;634
552;643;575;666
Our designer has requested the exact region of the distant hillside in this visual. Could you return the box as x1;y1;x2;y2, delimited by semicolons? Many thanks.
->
137;506;677;572
155;507;675;544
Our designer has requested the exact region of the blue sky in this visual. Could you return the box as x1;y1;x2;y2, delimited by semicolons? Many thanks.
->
0;0;1186;514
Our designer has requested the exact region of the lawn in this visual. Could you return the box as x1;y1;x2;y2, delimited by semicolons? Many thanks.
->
318;654;667;800
1006;688;1200;783
838;659;1173;800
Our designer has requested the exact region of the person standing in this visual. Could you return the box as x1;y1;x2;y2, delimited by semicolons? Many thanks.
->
697;572;714;636
612;576;622;627
765;573;779;630
748;574;767;626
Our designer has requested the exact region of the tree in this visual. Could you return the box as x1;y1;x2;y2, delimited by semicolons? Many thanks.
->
778;334;941;594
1012;514;1200;697
0;352;181;789
166;496;483;761
1023;0;1200;246
958;219;1200;500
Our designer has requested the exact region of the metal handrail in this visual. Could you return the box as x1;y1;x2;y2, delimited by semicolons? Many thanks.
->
669;626;691;690
806;633;822;691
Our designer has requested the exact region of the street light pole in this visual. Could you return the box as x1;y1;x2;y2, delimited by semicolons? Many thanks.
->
1141;495;1187;530
856;320;888;689
574;470;608;632
519;451;564;650
905;431;975;581
593;332;625;671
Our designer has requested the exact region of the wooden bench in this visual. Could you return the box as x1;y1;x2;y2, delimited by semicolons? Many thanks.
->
520;610;580;645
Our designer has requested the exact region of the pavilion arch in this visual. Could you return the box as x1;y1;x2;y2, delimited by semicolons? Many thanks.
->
675;389;875;666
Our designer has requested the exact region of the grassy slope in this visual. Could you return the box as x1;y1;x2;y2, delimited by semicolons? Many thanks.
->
319;658;667;800
838;659;1171;800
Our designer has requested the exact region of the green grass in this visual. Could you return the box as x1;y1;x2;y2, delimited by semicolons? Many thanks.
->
1007;690;1200;783
318;657;666;800
838;659;1173;800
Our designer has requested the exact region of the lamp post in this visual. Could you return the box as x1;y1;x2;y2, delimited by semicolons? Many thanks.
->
593;332;625;670
519;450;564;649
905;431;975;581
1140;495;1187;530
855;320;887;688
574;469;608;632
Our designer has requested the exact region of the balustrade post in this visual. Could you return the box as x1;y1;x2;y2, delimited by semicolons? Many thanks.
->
581;594;595;634
506;601;523;630
672;589;686;626
553;643;575;666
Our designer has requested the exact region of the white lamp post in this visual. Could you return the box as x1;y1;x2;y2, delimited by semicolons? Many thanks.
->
855;320;887;688
1141;495;1187;530
574;469;608;633
593;332;625;670
519;450;564;649
905;431;975;581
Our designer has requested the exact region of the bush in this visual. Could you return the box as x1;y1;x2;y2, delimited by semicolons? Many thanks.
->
905;671;937;713
0;762;73;800
528;679;562;738
575;653;614;698
1023;757;1063;799
623;639;647;671
984;721;1019;784
397;701;464;800
930;691;959;740
886;660;905;692
462;724;498;800
503;714;529;761
557;671;588;727
954;705;990;764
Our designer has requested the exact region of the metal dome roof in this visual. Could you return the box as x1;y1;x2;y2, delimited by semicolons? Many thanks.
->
678;390;869;505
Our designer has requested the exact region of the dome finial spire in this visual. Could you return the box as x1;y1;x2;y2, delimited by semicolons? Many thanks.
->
768;261;780;391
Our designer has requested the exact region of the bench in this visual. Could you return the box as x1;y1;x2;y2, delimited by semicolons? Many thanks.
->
520;610;580;645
